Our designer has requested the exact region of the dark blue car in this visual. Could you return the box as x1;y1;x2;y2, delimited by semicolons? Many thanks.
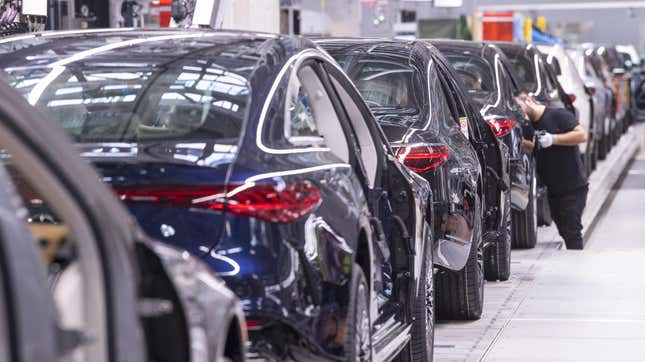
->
0;29;436;361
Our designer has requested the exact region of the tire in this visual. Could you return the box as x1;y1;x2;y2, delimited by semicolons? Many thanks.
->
484;190;511;282
511;162;538;249
436;196;484;321
598;136;607;160
346;264;371;362
409;235;435;361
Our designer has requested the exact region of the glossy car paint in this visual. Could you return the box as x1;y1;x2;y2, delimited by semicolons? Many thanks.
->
538;44;594;162
567;45;613;159
0;79;247;362
494;42;576;116
0;29;433;360
433;40;529;212
320;39;505;272
598;45;631;128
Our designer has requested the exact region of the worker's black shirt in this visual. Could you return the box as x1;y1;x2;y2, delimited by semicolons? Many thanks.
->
530;108;588;196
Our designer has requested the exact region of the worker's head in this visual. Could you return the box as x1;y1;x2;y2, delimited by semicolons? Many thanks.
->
514;90;542;123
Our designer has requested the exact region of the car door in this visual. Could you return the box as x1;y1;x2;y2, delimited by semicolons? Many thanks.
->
436;56;505;235
0;163;58;362
0;82;146;362
319;60;427;319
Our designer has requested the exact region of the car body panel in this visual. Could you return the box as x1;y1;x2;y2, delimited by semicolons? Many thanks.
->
538;44;593;156
320;39;503;271
0;30;433;360
0;78;247;362
433;40;529;212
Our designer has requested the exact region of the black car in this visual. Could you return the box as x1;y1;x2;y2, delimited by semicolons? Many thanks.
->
320;38;508;318
0;80;246;362
433;40;537;251
494;42;577;116
597;45;631;134
493;42;578;227
0;29;436;361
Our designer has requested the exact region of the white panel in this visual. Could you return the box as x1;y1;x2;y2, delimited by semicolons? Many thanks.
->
193;0;221;27
434;0;463;8
22;0;48;16
217;0;279;33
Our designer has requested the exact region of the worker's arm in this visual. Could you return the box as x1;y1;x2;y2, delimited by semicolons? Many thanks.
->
554;125;587;146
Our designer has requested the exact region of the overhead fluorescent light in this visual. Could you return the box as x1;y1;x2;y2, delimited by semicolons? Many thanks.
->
434;0;463;7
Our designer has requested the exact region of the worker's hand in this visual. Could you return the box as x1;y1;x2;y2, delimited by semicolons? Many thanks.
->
537;132;555;148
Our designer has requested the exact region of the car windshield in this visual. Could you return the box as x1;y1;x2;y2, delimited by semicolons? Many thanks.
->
335;55;422;116
443;53;497;104
1;37;255;145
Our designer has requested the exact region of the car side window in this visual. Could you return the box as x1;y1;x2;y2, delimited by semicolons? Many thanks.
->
285;64;350;163
436;61;476;140
429;61;463;137
540;61;557;92
327;72;380;188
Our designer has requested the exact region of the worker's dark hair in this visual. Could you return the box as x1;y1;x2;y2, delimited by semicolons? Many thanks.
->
513;89;528;98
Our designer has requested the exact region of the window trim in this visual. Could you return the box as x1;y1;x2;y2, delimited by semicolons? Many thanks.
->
323;63;386;190
0;121;109;362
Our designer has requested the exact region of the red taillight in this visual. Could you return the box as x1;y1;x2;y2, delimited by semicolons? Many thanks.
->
115;181;321;223
587;86;597;95
394;144;451;173
245;320;262;330
485;116;516;138
568;93;577;103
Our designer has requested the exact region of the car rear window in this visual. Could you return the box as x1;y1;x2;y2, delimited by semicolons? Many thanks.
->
334;55;423;117
443;53;496;102
4;57;250;144
502;50;537;93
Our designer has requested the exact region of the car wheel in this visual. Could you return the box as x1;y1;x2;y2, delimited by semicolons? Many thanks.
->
436;195;484;321
511;161;538;249
408;230;435;361
484;190;511;282
346;264;371;362
598;136;607;160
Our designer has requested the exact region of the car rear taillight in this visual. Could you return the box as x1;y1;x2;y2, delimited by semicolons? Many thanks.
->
568;93;577;103
393;144;451;173
485;116;516;138
115;181;321;223
245;320;263;330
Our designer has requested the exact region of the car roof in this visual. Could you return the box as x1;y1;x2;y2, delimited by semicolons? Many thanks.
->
0;28;316;85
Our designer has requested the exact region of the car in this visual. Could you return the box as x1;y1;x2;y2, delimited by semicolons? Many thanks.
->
595;44;631;136
538;44;595;175
0;80;246;362
319;38;508;318
616;44;645;123
492;41;580;227
493;42;576;116
580;44;621;153
432;39;537;252
566;45;614;162
0;29;436;361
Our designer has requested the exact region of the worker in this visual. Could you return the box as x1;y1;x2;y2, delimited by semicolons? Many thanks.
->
514;90;589;250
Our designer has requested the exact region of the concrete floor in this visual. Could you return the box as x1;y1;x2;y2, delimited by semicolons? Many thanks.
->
434;130;645;362
482;152;645;361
